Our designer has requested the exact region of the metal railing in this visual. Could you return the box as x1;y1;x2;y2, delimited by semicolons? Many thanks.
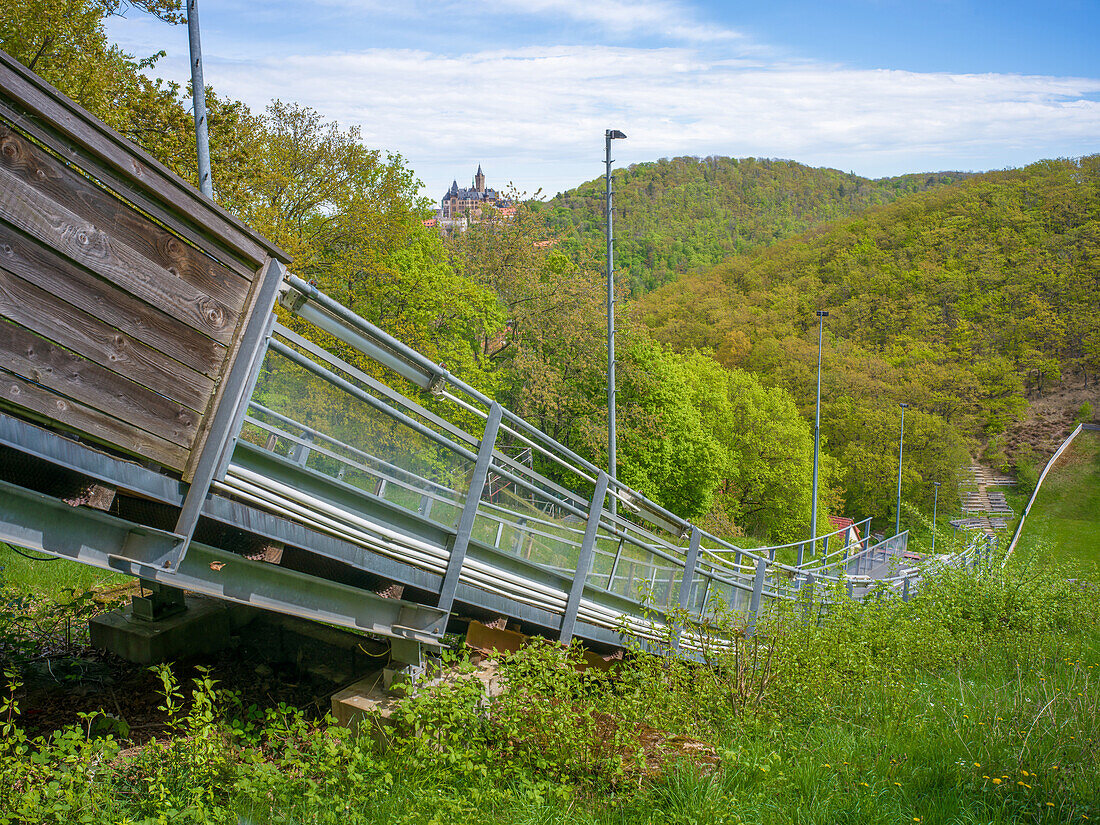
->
212;275;993;651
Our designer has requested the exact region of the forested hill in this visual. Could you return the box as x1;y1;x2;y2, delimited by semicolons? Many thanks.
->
639;156;1100;513
539;156;972;293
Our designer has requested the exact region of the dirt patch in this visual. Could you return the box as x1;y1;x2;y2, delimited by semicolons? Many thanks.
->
1004;380;1099;465
9;612;369;743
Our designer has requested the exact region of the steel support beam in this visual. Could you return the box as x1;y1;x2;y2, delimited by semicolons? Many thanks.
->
560;471;610;644
746;557;767;638
671;526;701;653
0;480;446;645
437;402;502;614
173;258;286;566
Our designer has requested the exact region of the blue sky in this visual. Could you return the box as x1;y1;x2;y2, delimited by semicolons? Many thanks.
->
105;0;1100;201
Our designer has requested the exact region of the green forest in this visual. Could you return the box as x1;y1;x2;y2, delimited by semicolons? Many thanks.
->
539;157;972;293
640;157;1100;519
2;0;1098;544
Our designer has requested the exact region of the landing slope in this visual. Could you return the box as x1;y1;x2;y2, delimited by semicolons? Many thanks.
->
1014;430;1100;575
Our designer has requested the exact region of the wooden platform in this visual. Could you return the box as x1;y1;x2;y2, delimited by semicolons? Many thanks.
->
0;48;290;480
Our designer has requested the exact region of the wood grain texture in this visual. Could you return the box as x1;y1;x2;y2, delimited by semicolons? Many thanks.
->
0;264;213;412
183;256;280;482
0;51;287;267
0;98;257;281
0;320;198;447
0;220;226;377
0;125;252;309
0;164;237;345
0;367;186;469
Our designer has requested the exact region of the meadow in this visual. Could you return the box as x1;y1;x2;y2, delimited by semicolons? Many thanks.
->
1013;432;1100;576
0;535;1097;824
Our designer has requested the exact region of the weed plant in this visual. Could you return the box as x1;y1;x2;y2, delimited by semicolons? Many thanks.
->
0;546;1097;824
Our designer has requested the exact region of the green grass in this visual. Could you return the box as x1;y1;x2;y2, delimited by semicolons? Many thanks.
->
1014;431;1100;576
0;542;126;600
3;546;1099;824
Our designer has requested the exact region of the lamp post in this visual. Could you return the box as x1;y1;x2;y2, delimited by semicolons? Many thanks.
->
186;0;213;199
802;309;829;567
605;129;626;512
932;481;941;553
895;403;908;537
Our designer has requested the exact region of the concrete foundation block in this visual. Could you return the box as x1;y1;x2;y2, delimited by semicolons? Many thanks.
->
89;596;231;664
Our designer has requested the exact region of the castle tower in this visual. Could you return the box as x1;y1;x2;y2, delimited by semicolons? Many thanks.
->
474;164;485;194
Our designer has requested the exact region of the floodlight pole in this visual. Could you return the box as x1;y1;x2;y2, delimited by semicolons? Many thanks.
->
932;481;941;553
895;403;909;537
804;309;829;566
187;0;213;199
605;129;626;513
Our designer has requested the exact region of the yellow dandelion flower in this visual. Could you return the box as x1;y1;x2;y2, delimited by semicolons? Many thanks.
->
991;778;1002;785
983;775;990;780
963;714;969;719
894;782;902;787
1021;770;1029;777
974;762;981;768
860;782;869;787
823;764;831;768
914;818;921;823
1047;803;1055;807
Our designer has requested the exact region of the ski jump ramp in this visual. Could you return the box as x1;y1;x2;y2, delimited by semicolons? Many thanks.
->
0;48;991;663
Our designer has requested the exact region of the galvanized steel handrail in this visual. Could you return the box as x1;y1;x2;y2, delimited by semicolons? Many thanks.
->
226;275;992;646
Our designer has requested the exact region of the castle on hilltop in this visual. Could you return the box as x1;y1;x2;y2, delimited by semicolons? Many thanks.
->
439;165;510;223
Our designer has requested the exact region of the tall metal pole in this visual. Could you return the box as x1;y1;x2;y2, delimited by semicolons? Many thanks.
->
895;403;908;537
805;309;828;565
932;481;940;553
187;0;213;199
604;129;625;512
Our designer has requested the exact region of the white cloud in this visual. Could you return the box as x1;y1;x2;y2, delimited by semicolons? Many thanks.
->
181;44;1100;196
104;4;1100;199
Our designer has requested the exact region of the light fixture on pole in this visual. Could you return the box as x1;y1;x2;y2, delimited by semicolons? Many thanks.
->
802;309;829;566
895;403;908;537
932;481;941;553
186;0;213;199
605;129;626;512
932;481;941;552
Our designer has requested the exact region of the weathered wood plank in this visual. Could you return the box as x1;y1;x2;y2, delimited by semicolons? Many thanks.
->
0;264;213;412
183;256;280;482
0;220;225;378
0;366;186;470
0;125;252;309
0;320;198;448
0;49;288;268
0;164;237;346
0;97;257;281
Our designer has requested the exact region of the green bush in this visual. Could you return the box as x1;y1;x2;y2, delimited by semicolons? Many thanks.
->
1;552;1098;823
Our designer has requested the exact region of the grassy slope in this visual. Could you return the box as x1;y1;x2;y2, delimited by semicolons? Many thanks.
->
1014;431;1100;575
0;543;126;600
